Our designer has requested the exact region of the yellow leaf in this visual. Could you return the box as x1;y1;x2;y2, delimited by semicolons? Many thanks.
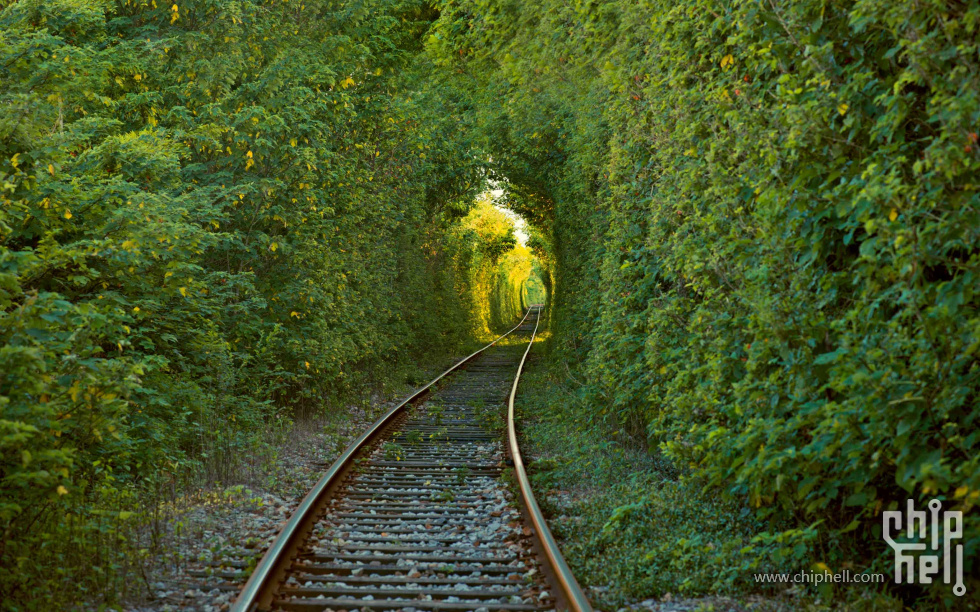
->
122;240;136;249
720;54;734;69
838;103;849;116
955;486;969;498
179;287;187;297
269;242;278;252
290;311;300;317
305;361;310;369
133;306;140;313
48;164;55;175
888;209;898;221
290;138;297;147
57;485;68;496
246;150;253;158
164;271;173;278
659;366;667;375
64;210;72;220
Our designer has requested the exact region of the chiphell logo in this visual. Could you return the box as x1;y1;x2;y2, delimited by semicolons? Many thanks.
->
883;499;965;596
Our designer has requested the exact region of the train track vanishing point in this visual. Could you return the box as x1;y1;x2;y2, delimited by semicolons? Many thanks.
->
231;307;592;612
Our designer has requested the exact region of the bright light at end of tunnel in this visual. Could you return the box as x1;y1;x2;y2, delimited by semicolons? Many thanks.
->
488;186;529;246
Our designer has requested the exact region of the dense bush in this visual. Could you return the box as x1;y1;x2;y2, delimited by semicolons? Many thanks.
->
432;0;979;606
0;0;540;606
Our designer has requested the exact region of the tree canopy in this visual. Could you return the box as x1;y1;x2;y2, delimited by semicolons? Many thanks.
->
2;0;978;608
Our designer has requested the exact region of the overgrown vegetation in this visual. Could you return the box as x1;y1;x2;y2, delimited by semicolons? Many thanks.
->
432;0;979;608
454;197;534;337
518;333;899;610
3;0;977;608
0;0;537;606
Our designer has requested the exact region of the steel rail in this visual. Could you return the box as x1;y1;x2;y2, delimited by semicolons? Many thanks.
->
506;306;594;612
232;308;535;612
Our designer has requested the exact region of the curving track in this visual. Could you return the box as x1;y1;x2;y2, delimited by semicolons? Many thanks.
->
231;307;591;612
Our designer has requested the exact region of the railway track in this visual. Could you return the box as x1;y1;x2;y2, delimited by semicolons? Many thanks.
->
232;307;592;612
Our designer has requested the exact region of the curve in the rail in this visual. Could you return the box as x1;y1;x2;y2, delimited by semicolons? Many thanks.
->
233;309;536;612
507;306;594;612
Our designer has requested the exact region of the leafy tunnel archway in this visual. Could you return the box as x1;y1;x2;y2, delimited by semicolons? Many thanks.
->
1;0;978;608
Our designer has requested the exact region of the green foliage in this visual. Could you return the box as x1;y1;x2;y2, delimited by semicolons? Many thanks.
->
520;338;903;609
432;0;980;606
517;361;769;606
7;0;975;606
0;0;529;606
454;198;542;336
522;260;547;306
382;442;404;462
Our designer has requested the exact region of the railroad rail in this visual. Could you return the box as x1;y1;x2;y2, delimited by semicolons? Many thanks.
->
231;306;592;612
